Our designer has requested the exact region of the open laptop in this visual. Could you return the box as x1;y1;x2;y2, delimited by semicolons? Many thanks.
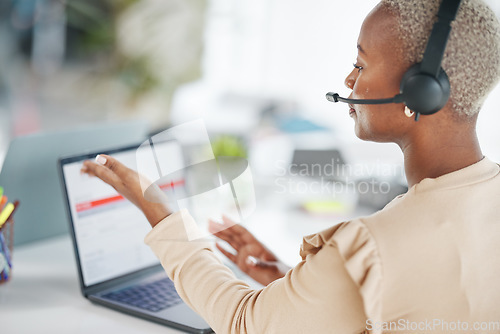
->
0;120;149;246
58;141;212;334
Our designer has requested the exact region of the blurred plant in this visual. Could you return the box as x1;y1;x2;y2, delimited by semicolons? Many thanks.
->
211;135;248;159
64;0;205;103
65;0;129;56
65;0;160;100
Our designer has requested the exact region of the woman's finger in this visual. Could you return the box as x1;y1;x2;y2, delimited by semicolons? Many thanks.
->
208;220;244;248
215;216;252;246
95;154;130;179
82;160;121;187
208;219;229;235
221;215;258;243
214;232;242;251
80;164;95;177
215;243;237;263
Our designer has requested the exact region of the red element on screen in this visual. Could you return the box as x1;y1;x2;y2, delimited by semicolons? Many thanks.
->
75;179;185;213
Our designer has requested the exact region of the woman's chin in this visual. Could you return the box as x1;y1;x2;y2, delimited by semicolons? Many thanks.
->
354;123;382;142
354;123;367;140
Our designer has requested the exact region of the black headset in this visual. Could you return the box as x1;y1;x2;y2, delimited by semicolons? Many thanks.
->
326;0;463;121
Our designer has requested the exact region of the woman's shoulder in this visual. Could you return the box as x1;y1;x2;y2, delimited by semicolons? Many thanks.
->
300;219;376;257
300;218;383;323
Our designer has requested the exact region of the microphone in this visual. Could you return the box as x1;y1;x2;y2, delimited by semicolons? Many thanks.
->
325;92;404;105
325;92;420;121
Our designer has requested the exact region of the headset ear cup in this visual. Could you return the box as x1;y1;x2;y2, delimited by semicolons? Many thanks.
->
400;63;451;115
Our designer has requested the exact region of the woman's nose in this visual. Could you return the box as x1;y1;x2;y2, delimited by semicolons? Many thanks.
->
344;70;356;90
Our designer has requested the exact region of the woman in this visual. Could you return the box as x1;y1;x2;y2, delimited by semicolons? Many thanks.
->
82;0;500;332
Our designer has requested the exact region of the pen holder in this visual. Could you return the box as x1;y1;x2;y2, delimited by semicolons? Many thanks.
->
0;218;13;284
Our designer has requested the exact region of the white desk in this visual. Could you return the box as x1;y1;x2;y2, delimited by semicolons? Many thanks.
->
0;185;374;334
0;235;186;334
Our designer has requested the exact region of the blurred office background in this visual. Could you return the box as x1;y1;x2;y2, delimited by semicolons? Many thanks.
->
1;0;500;184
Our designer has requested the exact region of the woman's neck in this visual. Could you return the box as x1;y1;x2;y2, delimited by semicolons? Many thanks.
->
399;116;483;188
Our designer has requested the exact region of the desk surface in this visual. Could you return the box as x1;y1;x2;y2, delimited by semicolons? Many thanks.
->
0;187;374;334
0;235;187;333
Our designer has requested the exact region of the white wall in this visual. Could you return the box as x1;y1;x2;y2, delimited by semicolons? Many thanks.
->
172;0;500;161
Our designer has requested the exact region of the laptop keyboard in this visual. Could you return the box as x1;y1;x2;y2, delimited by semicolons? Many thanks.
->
101;278;182;312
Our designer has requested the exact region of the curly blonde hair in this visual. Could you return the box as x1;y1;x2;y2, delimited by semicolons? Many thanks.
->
380;0;500;118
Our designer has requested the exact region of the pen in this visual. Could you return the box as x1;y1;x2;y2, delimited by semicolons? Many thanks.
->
0;253;8;281
4;200;19;223
0;231;11;268
0;253;6;277
0;203;14;229
0;196;7;211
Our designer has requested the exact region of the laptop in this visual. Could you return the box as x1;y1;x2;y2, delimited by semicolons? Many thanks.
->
58;141;213;334
0;120;150;246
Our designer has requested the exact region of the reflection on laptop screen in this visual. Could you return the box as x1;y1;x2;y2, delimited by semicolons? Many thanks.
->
62;142;183;287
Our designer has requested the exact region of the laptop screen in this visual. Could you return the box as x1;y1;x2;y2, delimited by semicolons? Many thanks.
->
60;141;184;287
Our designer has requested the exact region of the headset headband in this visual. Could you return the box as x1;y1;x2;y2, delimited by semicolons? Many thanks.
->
420;0;463;76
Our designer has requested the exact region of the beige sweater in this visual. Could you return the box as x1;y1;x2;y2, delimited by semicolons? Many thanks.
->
145;157;500;333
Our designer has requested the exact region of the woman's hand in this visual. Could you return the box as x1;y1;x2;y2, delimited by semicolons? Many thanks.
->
81;154;172;227
209;216;291;286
